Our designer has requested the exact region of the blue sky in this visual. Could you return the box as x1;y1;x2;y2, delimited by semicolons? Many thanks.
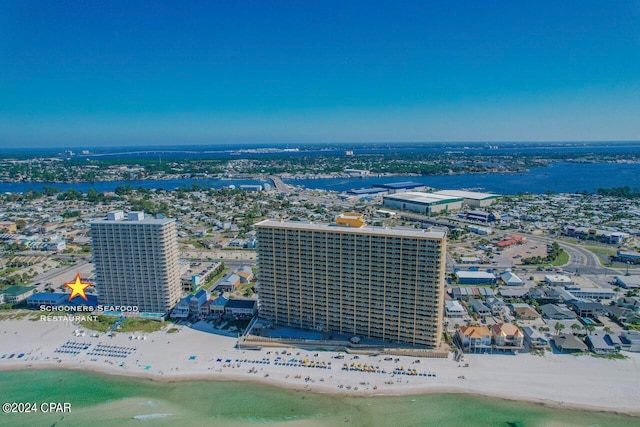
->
1;1;639;147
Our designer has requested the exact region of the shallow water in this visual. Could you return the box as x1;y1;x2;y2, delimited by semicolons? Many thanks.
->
0;370;637;427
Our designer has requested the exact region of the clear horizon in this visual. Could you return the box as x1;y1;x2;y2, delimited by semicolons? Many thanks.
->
2;1;639;147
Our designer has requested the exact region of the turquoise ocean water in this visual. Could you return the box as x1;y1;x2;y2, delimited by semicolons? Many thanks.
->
0;370;637;427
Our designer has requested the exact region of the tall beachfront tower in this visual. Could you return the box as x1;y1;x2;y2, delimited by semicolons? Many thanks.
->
255;219;447;348
90;211;181;314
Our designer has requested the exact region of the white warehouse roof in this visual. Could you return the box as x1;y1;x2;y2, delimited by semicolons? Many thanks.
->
433;190;500;200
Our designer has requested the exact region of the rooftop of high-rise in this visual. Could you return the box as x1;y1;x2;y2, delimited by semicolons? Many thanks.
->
255;219;445;239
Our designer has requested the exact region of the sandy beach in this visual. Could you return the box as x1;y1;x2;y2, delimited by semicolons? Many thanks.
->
1;317;639;416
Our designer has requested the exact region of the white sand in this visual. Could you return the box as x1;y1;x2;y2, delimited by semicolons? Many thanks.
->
1;318;639;415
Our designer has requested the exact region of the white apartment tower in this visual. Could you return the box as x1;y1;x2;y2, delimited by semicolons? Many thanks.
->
255;220;447;348
90;211;181;313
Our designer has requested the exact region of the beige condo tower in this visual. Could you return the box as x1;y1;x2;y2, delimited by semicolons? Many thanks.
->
255;218;447;348
90;211;181;313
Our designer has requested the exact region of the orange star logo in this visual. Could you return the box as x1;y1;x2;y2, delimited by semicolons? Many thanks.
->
64;273;91;301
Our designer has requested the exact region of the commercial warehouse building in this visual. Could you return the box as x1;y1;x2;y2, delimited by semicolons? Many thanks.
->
383;192;463;215
432;190;500;208
455;271;497;285
255;219;447;348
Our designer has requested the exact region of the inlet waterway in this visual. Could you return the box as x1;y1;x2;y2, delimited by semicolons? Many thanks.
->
2;162;640;194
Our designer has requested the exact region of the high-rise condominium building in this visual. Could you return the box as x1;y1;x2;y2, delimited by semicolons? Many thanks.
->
90;211;181;313
255;219;447;348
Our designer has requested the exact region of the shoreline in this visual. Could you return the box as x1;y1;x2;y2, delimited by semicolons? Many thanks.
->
1;364;639;418
1;318;639;417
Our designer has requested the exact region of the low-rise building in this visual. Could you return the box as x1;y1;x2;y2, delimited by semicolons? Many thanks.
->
491;323;524;351
216;274;241;292
456;271;496;285
469;299;491;317
569;301;605;318
522;326;549;348
458;325;492;353
445;300;466;317
235;266;254;284
613;275;640;289
545;275;573;287
1;286;36;304
586;332;621;354
567;288;615;301
510;303;540;320
26;292;68;308
225;299;257;317
209;295;229;315
540;304;578;320
484;297;507;316
554;334;588;353
620;331;640;352
500;270;523;286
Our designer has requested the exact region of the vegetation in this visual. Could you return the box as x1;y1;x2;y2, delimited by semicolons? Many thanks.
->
591;353;628;360
118;318;166;333
80;315;118;332
521;242;568;266
596;186;640;199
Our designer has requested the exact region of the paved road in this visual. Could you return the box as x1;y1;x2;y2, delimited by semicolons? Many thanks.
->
29;260;90;291
270;176;292;193
523;235;621;276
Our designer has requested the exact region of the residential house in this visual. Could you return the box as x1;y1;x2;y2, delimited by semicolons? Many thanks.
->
458;325;492;353
445;300;466;318
235;266;254;284
540;304;578;320
620;331;640;352
171;298;191;319
225;299;257;317
171;290;209;319
484;297;507;317
554;334;588;353
522;326;549;348
209;295;229;315
216;274;241;292
586;332;621;354
510;303;541;320
469;299;491;317
189;289;209;315
569;301;605;318
491;323;524;351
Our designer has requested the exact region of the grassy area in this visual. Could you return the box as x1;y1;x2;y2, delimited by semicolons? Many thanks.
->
80;315;118;332
591;353;628;360
167;327;180;333
0;310;39;320
235;282;255;297
118;318;166;333
204;266;230;289
551;250;570;266
585;246;617;257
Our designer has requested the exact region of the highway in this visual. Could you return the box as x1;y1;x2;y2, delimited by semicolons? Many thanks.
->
385;208;629;276
270;176;292;193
